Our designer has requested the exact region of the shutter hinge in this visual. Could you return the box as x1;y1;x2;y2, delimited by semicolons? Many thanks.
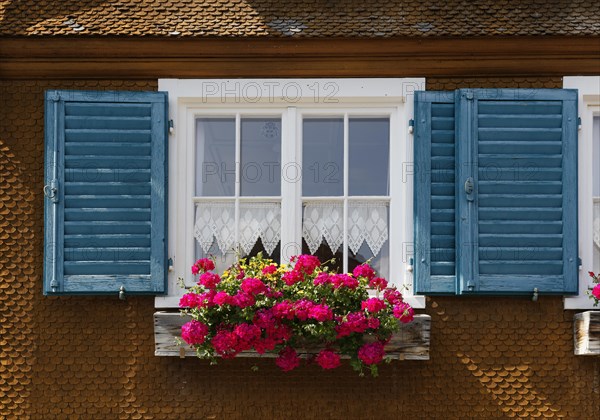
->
408;119;414;134
577;117;582;131
119;286;126;300
49;91;61;102
168;119;174;134
168;257;174;272
578;257;582;269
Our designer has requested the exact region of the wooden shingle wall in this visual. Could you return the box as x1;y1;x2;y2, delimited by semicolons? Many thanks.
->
0;78;598;419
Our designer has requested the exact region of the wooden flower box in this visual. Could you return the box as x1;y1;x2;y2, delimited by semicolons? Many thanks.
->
154;311;431;360
574;311;600;356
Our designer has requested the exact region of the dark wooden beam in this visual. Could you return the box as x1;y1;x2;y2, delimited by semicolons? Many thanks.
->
1;36;599;79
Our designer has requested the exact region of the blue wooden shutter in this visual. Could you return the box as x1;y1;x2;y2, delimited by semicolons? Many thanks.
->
43;90;168;295
414;91;458;294
456;89;578;294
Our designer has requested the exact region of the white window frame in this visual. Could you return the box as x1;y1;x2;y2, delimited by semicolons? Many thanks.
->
564;76;600;309
155;78;426;309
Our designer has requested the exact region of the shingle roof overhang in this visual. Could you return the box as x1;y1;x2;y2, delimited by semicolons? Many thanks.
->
1;36;599;79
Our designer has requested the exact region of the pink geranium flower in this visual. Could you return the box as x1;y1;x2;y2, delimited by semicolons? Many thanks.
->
181;320;209;345
592;284;600;300
197;272;221;289
393;302;414;324
353;264;375;280
275;347;301;372
361;298;386;313
316;349;341;370
358;341;385;365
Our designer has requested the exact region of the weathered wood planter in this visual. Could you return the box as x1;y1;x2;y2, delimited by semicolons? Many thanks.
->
574;311;600;355
154;311;431;360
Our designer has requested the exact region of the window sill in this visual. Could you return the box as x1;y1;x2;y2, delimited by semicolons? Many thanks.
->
154;311;431;360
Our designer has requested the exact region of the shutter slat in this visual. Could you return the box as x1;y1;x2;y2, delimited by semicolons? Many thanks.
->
65;156;151;169
65;208;151;221
479;194;562;207
479;247;563;260
479;261;563;275
65;129;151;143
478;114;562;128
65;116;152;130
478;128;562;142
64;195;151;209
65;102;151;117
65;247;151;261
64;221;151;235
44;90;168;295
478;181;562;194
479;220;562;234
64;234;151;247
65;142;151;156
478;141;562;154
65;169;151;183
64;262;151;276
479;207;562;221
479;234;563;247
65;183;151;195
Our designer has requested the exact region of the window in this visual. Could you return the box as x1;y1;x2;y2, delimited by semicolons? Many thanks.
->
414;89;578;295
564;76;600;309
156;79;425;308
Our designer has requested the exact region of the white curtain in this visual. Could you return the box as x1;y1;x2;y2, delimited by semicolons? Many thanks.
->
302;201;388;256
194;202;281;256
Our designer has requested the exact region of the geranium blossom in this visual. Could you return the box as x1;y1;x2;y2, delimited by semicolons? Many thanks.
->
240;277;267;295
393;302;415;323
353;264;375;280
180;254;413;376
181;320;208;345
275;347;301;372
358;341;386;365
361;298;386;313
316;349;341;370
197;272;221;289
369;277;388;290
192;258;215;274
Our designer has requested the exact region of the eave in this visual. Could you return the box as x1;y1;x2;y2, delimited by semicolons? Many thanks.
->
0;36;599;79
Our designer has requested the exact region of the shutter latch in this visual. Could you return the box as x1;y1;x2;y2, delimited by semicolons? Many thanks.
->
119;286;126;301
168;119;174;134
43;179;59;203
464;177;475;202
408;119;414;134
532;288;539;302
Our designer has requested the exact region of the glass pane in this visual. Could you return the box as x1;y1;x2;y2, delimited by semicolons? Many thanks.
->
241;118;281;196
349;118;390;196
195;118;236;197
302;118;344;196
593;116;600;273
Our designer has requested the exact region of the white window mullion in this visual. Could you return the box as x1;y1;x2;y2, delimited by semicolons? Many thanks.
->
281;107;299;264
234;113;241;256
343;113;349;273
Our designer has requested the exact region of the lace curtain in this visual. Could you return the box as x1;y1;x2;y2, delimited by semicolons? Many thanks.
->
194;202;281;256
303;201;388;257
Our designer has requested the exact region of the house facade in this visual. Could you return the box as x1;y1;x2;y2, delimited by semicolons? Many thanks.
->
1;1;599;418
